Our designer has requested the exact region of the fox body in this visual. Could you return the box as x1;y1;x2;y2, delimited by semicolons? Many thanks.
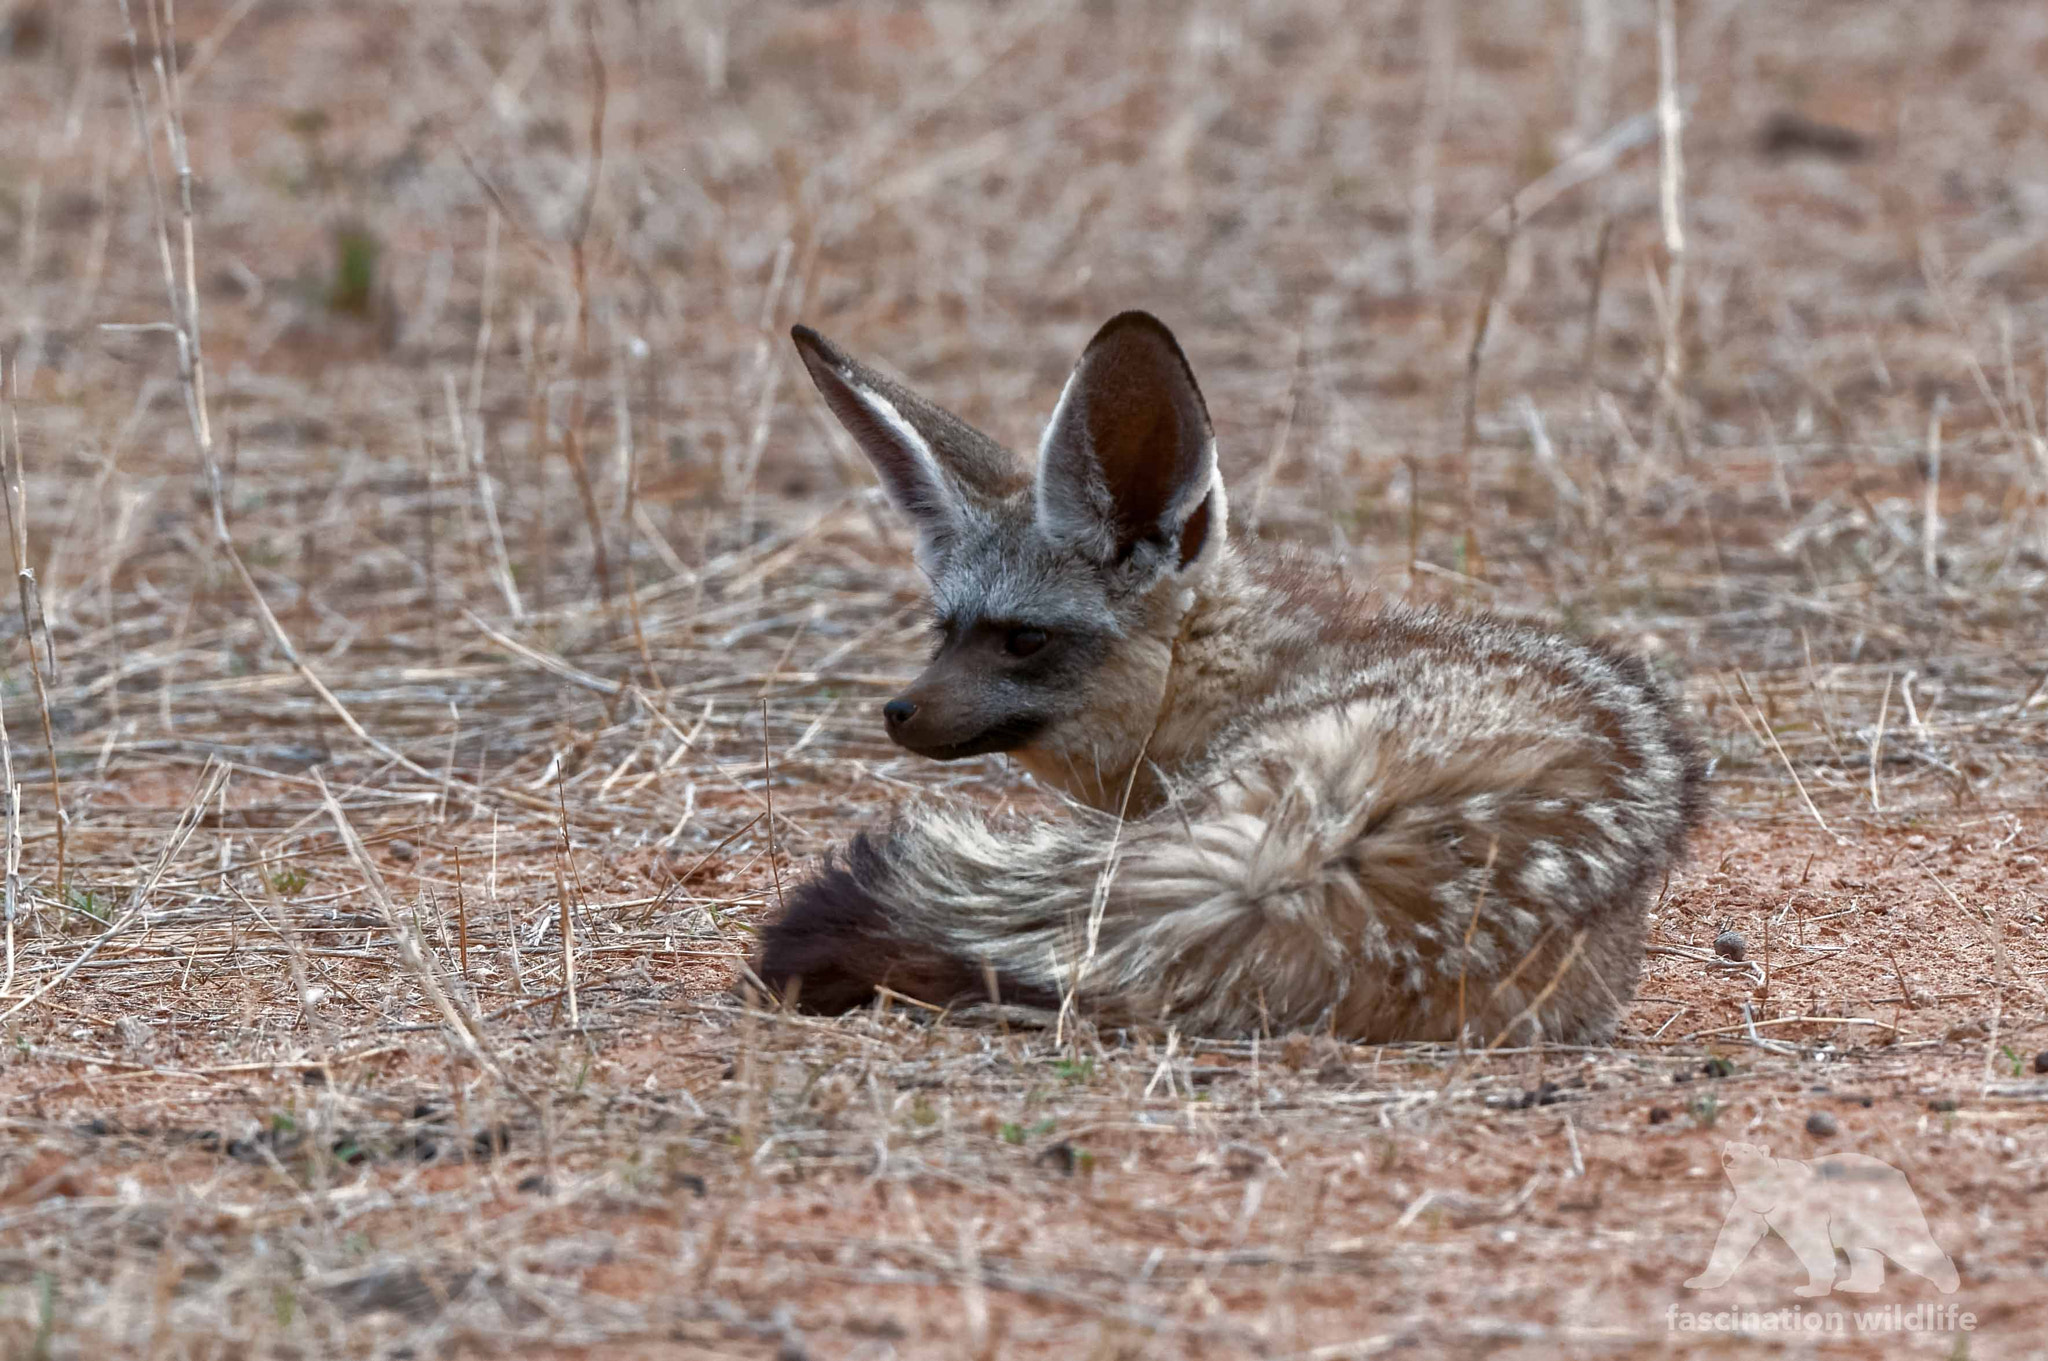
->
758;313;1706;1041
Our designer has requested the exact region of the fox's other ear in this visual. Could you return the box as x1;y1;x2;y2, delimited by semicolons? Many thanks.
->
1036;311;1225;577
791;325;1023;563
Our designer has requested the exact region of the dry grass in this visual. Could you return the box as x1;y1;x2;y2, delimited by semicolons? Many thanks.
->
1;0;2046;1356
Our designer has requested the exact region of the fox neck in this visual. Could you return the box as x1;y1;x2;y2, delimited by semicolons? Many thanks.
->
1010;553;1255;815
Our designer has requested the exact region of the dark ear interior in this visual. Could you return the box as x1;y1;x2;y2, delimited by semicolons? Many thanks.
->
1037;311;1217;566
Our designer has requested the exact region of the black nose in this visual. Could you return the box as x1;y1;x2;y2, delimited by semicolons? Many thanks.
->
882;698;918;728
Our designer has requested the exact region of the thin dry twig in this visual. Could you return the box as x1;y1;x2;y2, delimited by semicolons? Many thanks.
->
1922;394;1947;579
1734;671;1842;842
0;663;18;999
556;2;617;626
1651;0;1689;459
0;360;65;895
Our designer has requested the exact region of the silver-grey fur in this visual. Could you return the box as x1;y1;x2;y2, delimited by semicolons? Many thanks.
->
761;312;1707;1042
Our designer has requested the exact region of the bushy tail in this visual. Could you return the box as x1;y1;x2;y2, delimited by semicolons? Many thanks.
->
755;717;1702;1040
750;824;1072;1015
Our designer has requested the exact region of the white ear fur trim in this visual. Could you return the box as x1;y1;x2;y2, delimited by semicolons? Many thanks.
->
1185;469;1229;575
840;379;958;562
1031;368;1092;546
848;381;936;473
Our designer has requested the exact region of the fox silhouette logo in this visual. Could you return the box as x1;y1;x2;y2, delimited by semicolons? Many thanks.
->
1685;1142;1959;1297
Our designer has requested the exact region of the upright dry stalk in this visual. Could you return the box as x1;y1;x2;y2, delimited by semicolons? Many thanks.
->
419;417;445;663
731;236;793;535
1403;453;1421;585
1242;324;1308;532
554;860;578;1029
494;811;526;996
455;210;523;620
520;309;553;613
1409;0;1455;292
1459;207;1514;580
1652;0;1688;456
758;700;785;917
1655;0;1685;294
0;361;63;895
558;5;617;627
1572;0;1613;150
453;847;472;985
1054;658;1172;1049
614;335;664;692
1580;215;1613;381
251;860;333;1051
554;775;579;1030
1922;395;1946;579
0;661;18;998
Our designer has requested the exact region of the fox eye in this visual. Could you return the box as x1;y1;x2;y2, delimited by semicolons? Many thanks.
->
1004;627;1048;658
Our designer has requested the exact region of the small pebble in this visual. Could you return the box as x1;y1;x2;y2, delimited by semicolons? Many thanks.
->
1805;1111;1839;1138
388;838;417;862
1713;930;1746;961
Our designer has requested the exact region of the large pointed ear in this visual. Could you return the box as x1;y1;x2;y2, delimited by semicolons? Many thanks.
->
1035;311;1225;579
791;325;1023;565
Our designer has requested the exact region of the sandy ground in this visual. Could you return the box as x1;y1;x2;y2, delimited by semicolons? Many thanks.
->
0;0;2045;1356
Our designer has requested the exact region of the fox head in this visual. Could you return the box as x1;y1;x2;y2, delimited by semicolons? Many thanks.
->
790;312;1228;777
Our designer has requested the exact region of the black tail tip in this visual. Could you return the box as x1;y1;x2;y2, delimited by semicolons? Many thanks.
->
752;835;1049;1014
752;846;905;1013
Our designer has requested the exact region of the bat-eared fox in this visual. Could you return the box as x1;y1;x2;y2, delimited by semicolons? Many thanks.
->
756;312;1706;1042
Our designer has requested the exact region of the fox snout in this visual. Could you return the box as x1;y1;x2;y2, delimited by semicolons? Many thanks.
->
878;689;1008;760
878;654;1048;762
